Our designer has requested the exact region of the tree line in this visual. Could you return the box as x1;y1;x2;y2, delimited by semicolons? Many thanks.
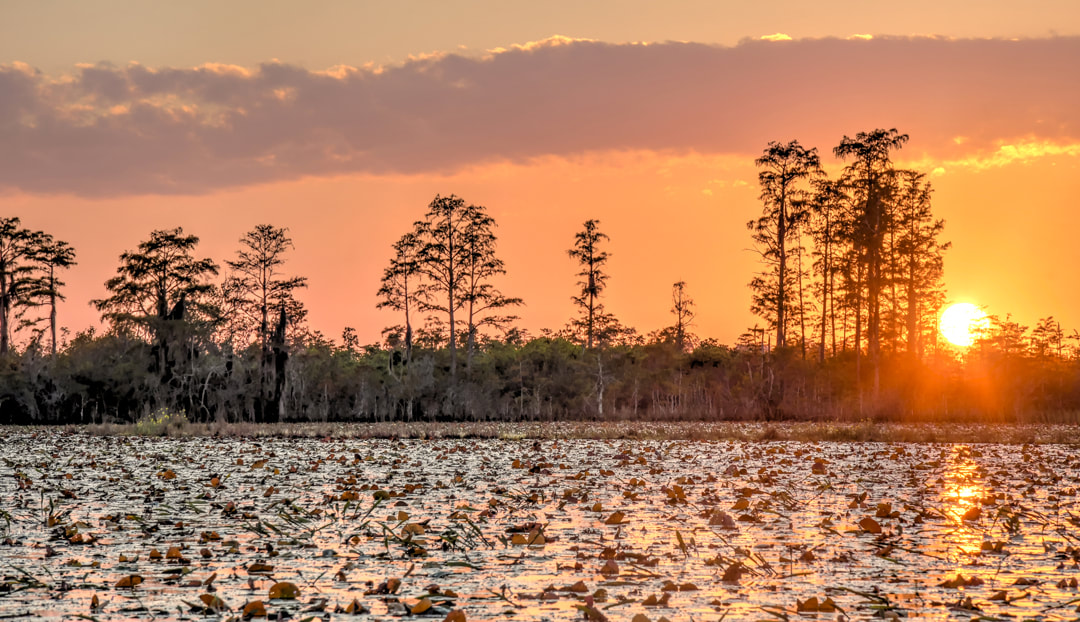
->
1;129;1079;424
745;129;950;406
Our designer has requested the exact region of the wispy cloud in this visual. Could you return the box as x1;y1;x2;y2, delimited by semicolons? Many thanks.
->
2;35;1078;196
910;138;1080;176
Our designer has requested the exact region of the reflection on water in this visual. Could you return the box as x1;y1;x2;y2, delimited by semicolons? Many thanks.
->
942;445;989;556
0;430;1078;620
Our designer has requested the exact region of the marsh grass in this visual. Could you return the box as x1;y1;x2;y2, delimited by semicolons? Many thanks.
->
71;419;1080;444
130;408;191;436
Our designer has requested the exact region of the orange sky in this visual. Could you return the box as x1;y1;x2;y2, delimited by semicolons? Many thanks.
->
2;3;1078;347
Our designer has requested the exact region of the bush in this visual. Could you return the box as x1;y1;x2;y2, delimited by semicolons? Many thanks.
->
133;408;191;436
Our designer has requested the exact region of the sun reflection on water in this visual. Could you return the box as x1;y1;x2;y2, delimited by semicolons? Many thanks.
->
941;445;990;558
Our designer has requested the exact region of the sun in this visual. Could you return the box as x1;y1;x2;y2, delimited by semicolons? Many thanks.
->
940;303;989;347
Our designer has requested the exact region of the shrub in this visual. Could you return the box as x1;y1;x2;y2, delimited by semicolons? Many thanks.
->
133;408;191;436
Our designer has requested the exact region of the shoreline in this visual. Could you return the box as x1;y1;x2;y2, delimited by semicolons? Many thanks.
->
6;420;1078;444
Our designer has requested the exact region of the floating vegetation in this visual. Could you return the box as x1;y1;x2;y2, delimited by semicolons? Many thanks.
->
1;428;1080;620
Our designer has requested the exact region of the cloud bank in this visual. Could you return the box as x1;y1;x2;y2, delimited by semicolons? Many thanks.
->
1;36;1077;196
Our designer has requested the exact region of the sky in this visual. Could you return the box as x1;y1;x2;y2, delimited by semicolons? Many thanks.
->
2;1;1079;347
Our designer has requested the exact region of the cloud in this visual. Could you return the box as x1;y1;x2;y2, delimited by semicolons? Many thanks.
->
913;138;1080;175
1;35;1078;196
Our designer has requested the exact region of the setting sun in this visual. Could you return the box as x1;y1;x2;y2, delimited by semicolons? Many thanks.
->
940;302;989;347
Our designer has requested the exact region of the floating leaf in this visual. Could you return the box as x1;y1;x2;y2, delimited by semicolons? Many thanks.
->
402;523;426;537
200;593;228;611
247;562;274;574
642;593;671;607
604;511;626;525
940;574;984;588
575;604;609;621
268;582;299;599
797;596;837;612
859;517;882;534
722;562;743;583
708;510;737;529
115;575;143;588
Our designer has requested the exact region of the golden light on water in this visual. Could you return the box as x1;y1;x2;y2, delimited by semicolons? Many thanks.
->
940;302;989;347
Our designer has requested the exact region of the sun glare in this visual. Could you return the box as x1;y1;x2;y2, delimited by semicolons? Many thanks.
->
940;303;989;347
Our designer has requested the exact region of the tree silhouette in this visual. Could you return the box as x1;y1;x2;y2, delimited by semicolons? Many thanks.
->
26;234;77;358
377;231;422;363
218;225;306;423
568;219;610;349
748;140;821;350
834;128;909;392
93;228;219;404
457;204;522;372
415;195;469;375
0;218;41;355
414;195;517;377
223;224;307;349
670;280;695;352
1031;316;1064;357
808;179;847;360
94;228;219;333
892;171;949;359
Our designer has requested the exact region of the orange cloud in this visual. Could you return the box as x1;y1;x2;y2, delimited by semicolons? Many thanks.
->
1;36;1078;196
907;138;1080;175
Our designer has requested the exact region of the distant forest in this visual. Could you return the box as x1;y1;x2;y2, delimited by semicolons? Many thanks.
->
2;129;1078;424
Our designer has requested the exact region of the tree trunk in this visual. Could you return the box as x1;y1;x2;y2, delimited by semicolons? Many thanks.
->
854;260;863;389
797;242;806;359
595;353;605;416
404;295;413;363
829;251;837;356
818;227;829;362
447;211;457;377
888;224;900;352
0;258;9;355
776;186;787;349
866;179;883;398
49;266;57;358
587;263;595;349
906;254;919;359
466;291;476;374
